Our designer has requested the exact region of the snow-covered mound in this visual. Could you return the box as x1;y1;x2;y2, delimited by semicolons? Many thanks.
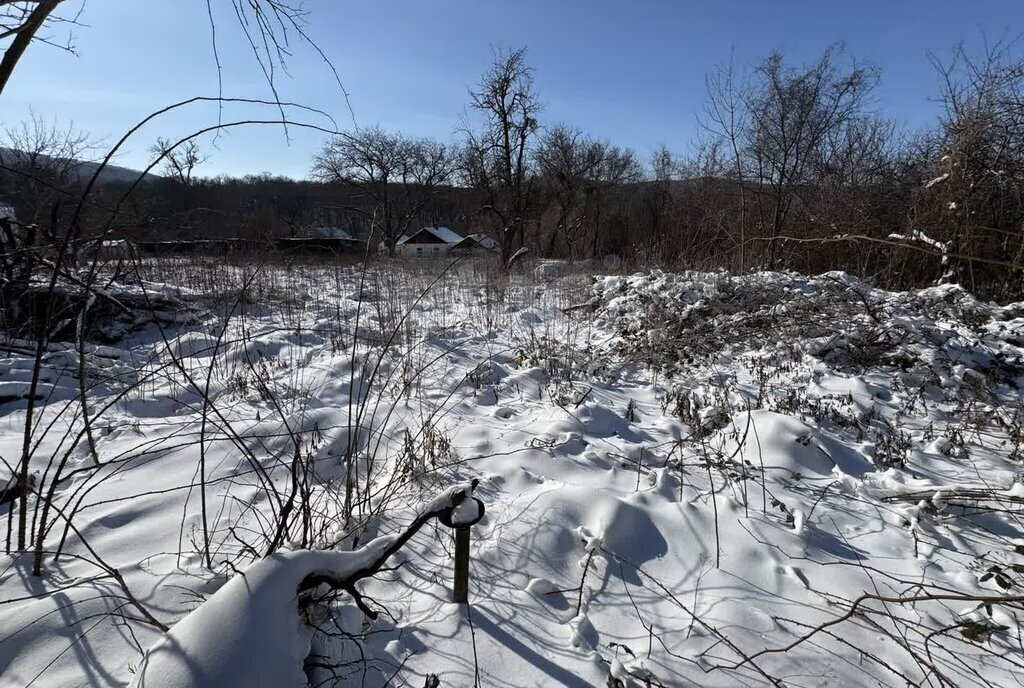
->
719;409;875;478
131;482;480;688
131;548;387;688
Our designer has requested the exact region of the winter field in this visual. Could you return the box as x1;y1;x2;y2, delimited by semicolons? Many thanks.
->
2;257;1024;688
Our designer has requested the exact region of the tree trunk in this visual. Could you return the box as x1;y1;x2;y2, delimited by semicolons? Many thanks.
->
0;1;62;97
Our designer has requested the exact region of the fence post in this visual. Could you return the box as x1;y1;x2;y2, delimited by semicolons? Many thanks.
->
441;486;482;605
453;525;470;604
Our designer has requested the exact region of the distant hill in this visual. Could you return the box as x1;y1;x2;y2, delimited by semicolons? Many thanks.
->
0;147;160;186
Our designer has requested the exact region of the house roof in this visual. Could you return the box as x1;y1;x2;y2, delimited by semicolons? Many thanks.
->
453;233;499;251
397;226;463;245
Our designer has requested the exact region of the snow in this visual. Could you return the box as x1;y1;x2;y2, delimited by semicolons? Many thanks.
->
130;545;392;688
889;229;952;278
449;495;482;525
3;263;1024;687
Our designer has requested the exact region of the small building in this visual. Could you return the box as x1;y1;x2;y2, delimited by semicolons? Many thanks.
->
450;233;499;256
396;226;465;258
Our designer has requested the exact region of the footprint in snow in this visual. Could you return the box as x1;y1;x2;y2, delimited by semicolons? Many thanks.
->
494;406;515;419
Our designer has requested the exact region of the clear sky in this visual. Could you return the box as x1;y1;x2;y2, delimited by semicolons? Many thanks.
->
2;0;1022;178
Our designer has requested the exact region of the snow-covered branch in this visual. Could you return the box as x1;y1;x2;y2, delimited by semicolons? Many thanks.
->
130;480;482;688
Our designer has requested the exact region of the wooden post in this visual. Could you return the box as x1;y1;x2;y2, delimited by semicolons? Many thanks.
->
453;526;470;604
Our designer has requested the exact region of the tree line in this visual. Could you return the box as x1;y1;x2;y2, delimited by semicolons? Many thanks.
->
2;39;1024;298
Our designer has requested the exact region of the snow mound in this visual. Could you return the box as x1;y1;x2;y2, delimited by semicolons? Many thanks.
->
722;410;873;478
130;543;392;688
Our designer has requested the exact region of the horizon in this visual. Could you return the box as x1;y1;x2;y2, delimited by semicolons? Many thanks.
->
2;1;1023;179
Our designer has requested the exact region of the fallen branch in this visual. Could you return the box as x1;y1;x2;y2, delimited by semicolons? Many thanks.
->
880;488;1024;509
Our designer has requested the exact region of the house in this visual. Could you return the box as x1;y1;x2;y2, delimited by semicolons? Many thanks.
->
450;233;499;256
394;227;499;258
395;226;465;258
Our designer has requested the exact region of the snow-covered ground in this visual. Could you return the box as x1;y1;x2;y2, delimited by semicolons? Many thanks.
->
2;259;1024;687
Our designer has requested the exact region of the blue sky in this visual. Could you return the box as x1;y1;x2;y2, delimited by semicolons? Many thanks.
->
2;0;1022;178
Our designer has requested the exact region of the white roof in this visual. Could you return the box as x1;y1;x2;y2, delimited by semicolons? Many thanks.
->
397;226;463;245
466;233;499;250
0;204;15;221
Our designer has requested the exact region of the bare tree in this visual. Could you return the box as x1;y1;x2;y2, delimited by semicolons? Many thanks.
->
151;137;206;187
1;1;342;106
535;124;603;257
150;137;209;226
312;127;455;256
701;54;751;269
913;38;1024;292
0;111;94;225
625;145;677;262
744;46;880;263
0;1;76;97
462;47;543;264
271;187;312;239
586;143;642;259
